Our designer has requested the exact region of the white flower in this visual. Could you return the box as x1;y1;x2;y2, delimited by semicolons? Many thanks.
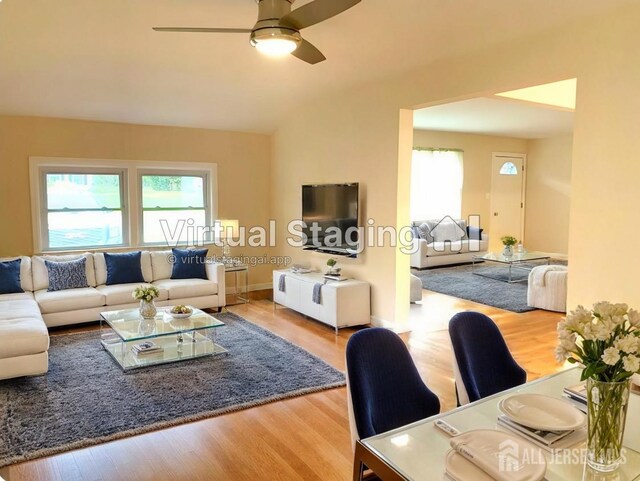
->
555;345;569;363
594;301;615;319
628;309;640;328
602;347;621;366
560;336;577;352
581;322;595;341
593;322;613;341
615;334;639;354
623;355;640;373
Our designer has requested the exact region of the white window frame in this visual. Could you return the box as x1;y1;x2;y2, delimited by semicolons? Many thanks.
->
29;157;218;253
37;166;129;252
137;168;212;246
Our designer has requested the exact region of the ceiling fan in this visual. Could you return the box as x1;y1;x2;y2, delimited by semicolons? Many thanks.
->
153;0;361;65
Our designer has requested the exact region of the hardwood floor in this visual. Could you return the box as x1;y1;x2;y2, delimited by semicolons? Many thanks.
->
0;290;563;481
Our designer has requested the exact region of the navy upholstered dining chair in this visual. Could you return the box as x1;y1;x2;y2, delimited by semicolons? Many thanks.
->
448;311;527;405
345;328;441;449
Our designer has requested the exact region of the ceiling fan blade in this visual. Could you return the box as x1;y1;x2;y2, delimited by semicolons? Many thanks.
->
280;0;361;30
152;27;252;33
291;38;326;65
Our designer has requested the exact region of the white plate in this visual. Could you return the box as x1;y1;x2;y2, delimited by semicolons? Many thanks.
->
169;311;193;319
499;394;586;431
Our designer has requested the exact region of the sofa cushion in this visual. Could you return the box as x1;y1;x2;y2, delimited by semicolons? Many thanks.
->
150;250;173;281
0;306;49;359
416;223;434;243
33;253;96;291
104;251;145;285
0;256;34;292
96;283;169;306
153;279;218;299
0;258;24;294
0;298;42;321
35;287;105;314
94;251;153;285
0;291;35;302
45;257;89;291
171;248;208;280
429;218;467;242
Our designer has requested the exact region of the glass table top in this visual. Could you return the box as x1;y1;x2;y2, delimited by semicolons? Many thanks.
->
100;307;225;342
362;368;640;481
475;251;551;264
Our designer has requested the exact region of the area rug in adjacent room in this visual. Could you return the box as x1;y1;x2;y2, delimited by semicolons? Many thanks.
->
413;261;566;313
0;312;345;467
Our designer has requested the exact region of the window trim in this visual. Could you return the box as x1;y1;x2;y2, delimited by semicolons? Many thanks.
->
137;169;212;246
29;157;218;253
39;166;129;251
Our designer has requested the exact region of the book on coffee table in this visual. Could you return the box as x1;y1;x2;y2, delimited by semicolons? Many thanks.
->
131;341;164;356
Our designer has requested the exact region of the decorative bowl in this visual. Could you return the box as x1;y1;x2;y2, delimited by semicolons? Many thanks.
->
169;305;193;319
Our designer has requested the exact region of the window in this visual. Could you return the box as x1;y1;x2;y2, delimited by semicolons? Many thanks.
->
410;149;464;221
499;161;518;175
140;172;209;244
30;158;217;252
42;170;126;250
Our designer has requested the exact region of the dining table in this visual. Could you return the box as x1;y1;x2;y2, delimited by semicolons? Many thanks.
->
354;367;640;480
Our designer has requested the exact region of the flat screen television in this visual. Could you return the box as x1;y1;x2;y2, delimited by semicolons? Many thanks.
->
302;183;359;253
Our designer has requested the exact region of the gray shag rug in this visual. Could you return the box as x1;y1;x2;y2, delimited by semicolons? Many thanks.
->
413;261;566;313
0;312;345;468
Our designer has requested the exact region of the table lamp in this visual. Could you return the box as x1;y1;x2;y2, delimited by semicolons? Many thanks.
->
217;219;239;264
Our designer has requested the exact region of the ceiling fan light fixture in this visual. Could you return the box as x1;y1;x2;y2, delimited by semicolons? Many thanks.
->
250;27;301;56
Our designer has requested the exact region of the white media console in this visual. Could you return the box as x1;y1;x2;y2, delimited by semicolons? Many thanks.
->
272;270;371;334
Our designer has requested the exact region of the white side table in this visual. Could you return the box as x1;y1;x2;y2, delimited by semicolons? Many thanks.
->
225;264;249;306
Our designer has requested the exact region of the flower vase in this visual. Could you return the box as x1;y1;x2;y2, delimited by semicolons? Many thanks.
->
586;378;631;472
139;299;157;319
502;245;513;257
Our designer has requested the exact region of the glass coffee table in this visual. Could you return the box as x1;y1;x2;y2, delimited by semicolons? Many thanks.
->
100;307;227;372
472;251;551;283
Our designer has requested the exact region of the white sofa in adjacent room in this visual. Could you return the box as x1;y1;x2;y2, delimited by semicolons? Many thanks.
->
410;218;489;269
0;249;226;380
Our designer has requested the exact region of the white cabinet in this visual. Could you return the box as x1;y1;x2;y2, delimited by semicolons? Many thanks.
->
273;270;370;333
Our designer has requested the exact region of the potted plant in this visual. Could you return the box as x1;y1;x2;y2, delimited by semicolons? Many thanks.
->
326;258;341;276
556;302;640;471
132;285;160;319
500;235;518;257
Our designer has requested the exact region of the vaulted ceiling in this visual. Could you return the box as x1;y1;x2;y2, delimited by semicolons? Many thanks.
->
0;0;634;133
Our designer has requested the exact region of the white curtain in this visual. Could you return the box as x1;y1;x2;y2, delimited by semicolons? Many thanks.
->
410;149;464;221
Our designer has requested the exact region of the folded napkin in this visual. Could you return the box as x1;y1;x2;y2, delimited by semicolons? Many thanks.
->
312;283;323;304
278;274;286;292
448;430;546;481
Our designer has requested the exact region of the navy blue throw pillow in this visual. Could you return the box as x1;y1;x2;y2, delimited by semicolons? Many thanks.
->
171;248;208;280
467;226;484;240
0;258;24;294
104;251;145;285
46;258;89;292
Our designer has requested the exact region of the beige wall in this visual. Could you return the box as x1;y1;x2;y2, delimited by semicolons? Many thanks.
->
412;129;527;234
0;116;275;287
273;3;640;324
524;135;573;255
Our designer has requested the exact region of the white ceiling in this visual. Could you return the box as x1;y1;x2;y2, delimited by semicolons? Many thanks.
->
0;0;631;133
413;97;574;139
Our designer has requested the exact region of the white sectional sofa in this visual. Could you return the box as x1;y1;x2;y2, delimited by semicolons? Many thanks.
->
0;250;225;380
410;218;489;269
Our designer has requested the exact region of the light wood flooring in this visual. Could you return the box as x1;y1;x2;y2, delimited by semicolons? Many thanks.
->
0;289;563;481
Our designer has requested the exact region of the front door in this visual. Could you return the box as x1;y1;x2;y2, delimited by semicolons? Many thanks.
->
489;153;526;252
